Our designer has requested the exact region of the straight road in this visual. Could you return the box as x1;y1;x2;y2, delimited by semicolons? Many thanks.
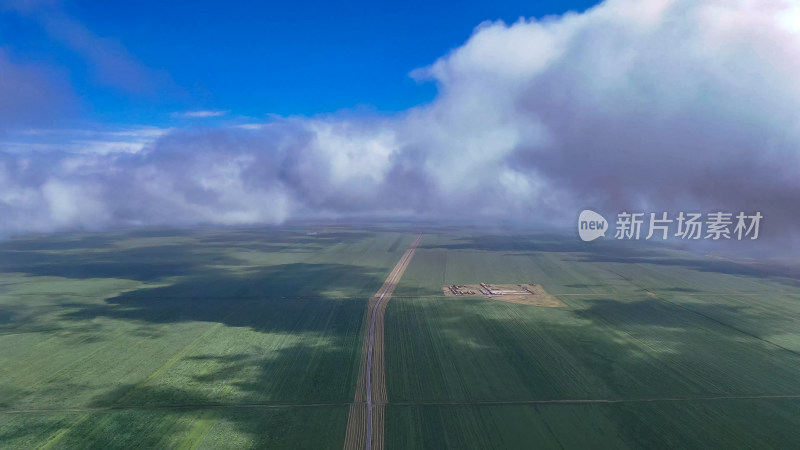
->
343;234;422;450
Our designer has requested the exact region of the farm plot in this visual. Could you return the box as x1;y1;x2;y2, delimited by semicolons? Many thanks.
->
400;231;800;297
386;293;800;403
0;406;350;449
384;232;800;448
0;227;415;448
385;399;800;449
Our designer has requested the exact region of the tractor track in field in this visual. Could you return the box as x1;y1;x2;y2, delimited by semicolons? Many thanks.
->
343;234;422;450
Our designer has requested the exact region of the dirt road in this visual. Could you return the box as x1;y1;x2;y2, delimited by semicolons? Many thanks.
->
343;234;422;450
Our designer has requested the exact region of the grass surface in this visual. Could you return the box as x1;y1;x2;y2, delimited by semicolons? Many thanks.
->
3;226;800;448
0;227;411;448
385;230;800;448
0;406;350;449
385;400;800;449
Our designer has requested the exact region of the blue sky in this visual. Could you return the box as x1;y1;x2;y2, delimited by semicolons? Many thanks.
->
1;0;600;127
0;0;797;254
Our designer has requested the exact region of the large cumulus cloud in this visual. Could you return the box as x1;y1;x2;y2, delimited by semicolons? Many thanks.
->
2;0;800;249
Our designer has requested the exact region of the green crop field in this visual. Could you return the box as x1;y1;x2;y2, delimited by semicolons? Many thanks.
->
385;230;800;448
2;226;800;448
0;227;411;448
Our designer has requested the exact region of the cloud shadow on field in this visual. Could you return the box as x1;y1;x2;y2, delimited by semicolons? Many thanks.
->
34;301;363;447
418;233;668;257
193;230;378;252
418;233;800;291
0;235;119;252
2;301;362;448
0;244;238;282
0;227;389;449
384;292;800;447
575;253;800;289
3;381;348;448
0;228;380;282
659;287;700;293
572;296;747;330
90;338;360;410
58;383;348;449
59;262;382;331
0;261;373;446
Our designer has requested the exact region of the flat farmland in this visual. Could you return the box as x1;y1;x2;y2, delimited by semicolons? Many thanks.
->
4;227;800;448
2;406;350;449
386;400;800;449
385;231;800;448
0;227;415;448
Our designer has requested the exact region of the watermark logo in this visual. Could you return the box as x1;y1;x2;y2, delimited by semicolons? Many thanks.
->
578;209;608;241
578;210;763;241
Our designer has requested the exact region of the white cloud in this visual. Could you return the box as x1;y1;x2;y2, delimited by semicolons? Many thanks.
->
1;0;800;252
1;127;169;155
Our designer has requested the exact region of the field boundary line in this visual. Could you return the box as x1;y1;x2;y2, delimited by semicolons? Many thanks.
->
9;393;800;416
389;394;800;405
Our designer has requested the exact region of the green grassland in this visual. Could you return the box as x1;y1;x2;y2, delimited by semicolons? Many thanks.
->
386;399;800;449
386;230;800;448
3;226;800;448
0;227;413;448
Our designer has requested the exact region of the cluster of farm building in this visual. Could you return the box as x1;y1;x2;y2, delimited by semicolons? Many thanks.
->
447;283;537;296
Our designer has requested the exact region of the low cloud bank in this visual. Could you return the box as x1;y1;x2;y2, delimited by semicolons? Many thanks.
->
2;0;799;251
